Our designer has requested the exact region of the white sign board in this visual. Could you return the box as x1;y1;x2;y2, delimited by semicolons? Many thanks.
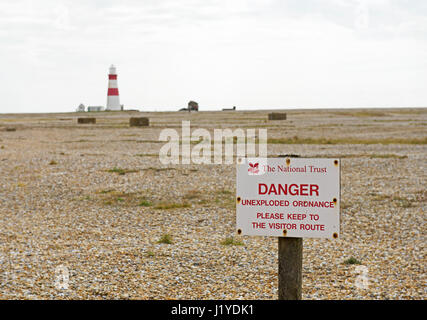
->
236;158;340;239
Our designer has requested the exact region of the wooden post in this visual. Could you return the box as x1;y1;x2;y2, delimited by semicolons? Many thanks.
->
278;237;303;300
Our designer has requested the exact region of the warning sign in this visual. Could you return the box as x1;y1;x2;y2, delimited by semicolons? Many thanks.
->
236;157;340;239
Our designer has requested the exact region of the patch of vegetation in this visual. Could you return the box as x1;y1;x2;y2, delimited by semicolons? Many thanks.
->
49;160;58;165
121;133;140;137
389;109;427;115
63;139;92;143
392;197;413;208
221;237;244;246
157;234;173;244
371;193;391;201
354;111;388;117
183;190;202;200
138;140;164;143
142;167;176;172
368;154;408;159
145;250;155;257
371;194;414;207
98;189;115;194
267;136;427;145
110;139;163;144
134;154;159;157
213;189;235;209
337;111;388;117
155;167;176;172
343;257;362;265
154;202;191;210
267;137;338;145
138;199;152;207
99;191;151;207
217;189;233;195
181;190;213;205
302;153;408;159
107;167;139;175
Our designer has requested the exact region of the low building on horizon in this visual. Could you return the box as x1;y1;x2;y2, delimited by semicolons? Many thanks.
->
87;106;105;112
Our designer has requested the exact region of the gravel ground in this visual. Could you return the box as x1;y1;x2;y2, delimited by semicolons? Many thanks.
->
0;108;425;299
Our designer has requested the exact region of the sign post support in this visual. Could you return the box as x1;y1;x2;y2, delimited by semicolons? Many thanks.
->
278;237;302;300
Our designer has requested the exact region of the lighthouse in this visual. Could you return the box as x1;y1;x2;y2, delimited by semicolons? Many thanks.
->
106;64;121;111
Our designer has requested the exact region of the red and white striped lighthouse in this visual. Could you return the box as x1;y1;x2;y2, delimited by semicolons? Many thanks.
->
106;64;121;111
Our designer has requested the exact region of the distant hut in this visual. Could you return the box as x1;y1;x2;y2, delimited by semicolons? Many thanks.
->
76;103;85;112
188;101;199;111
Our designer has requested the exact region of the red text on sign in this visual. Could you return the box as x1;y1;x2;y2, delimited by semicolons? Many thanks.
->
258;183;319;196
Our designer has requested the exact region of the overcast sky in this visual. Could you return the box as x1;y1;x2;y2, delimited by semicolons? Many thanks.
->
1;0;426;113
